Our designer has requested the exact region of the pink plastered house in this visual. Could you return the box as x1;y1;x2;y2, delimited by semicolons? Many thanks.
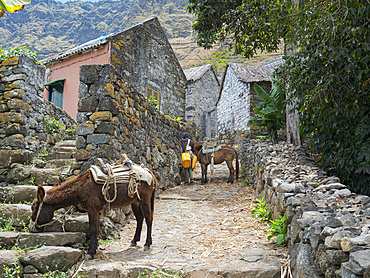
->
41;17;186;120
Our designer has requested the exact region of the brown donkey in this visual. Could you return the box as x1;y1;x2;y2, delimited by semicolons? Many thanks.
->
194;141;239;184
29;169;156;259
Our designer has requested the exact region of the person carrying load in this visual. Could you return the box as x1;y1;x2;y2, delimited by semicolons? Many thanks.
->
181;132;195;184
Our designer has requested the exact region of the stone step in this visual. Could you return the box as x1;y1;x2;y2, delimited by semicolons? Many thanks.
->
5;164;74;186
46;140;76;159
20;246;83;275
53;140;77;149
0;204;123;240
0;185;53;204
74;253;283;278
45;158;77;168
0;247;83;277
42;213;121;240
47;151;75;160
30;166;73;185
0;250;19;277
0;231;86;249
0;203;32;230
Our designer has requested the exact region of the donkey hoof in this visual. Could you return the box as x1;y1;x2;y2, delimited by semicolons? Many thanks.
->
143;246;150;251
130;242;137;247
86;254;94;260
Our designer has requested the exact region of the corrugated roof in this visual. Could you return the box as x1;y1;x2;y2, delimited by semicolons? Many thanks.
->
228;63;274;83
215;63;275;106
40;36;109;65
183;64;213;83
40;23;142;65
262;56;285;69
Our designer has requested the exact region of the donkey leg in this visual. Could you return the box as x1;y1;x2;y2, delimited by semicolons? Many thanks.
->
139;200;153;251
87;209;100;259
201;164;208;184
204;164;208;183
226;160;235;183
130;200;144;246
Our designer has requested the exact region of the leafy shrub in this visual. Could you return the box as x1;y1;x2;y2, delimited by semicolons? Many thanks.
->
146;96;159;110
3;262;21;278
0;46;39;63
265;214;288;246
251;197;272;222
44;116;66;140
0;212;14;232
242;179;250;186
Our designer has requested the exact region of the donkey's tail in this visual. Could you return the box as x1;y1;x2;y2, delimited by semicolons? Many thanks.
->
150;172;157;212
235;149;239;180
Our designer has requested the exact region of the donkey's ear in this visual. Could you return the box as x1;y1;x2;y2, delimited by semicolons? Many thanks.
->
36;185;45;202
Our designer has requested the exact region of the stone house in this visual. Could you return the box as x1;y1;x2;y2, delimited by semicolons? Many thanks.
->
41;17;187;120
183;64;220;139
216;63;274;134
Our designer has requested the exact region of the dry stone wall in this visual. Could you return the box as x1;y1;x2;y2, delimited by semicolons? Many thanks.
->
242;140;370;278
0;56;76;185
109;17;187;119
76;64;197;190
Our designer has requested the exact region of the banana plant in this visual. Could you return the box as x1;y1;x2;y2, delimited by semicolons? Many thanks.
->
248;75;286;143
0;0;30;18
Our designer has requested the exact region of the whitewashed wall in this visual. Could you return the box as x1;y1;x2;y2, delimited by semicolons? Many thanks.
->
185;70;219;138
217;67;251;133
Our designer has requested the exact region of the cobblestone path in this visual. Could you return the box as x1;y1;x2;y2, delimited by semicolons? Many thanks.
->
80;163;287;277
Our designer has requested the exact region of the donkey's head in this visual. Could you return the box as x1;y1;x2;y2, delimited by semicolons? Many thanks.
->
29;185;54;232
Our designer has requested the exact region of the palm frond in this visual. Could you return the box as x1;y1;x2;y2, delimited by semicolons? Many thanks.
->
248;118;267;126
254;83;276;108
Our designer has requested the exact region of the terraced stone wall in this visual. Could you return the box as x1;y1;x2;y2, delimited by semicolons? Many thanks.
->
0;56;76;185
76;64;198;190
242;140;370;278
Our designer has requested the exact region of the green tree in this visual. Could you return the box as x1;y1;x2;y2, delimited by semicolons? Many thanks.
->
276;0;369;195
187;0;370;195
204;50;230;76
186;0;287;59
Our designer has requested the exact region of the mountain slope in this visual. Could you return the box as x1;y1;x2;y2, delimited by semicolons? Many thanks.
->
0;0;282;70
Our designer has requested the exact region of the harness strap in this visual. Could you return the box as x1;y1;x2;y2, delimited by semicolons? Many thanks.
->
29;200;73;231
29;201;44;230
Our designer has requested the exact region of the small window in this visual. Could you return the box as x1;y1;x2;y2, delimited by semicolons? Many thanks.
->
146;86;160;101
146;86;152;98
46;79;65;109
146;85;160;108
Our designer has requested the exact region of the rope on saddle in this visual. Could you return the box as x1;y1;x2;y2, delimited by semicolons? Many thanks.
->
100;161;140;209
101;164;117;211
128;169;140;199
118;153;140;199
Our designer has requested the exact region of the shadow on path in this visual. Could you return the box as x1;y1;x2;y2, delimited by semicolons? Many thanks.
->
80;162;287;277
